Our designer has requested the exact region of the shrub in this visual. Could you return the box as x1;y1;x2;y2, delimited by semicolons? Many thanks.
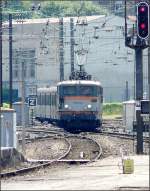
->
103;102;123;116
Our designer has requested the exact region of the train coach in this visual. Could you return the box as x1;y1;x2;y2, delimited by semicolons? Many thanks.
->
36;80;103;131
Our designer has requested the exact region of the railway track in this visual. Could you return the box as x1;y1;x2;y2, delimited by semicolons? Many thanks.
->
2;119;148;178
1;131;102;178
63;135;102;161
99;131;149;143
1;135;71;178
102;118;149;143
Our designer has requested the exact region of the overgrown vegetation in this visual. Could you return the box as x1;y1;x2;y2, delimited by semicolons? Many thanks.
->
2;103;9;108
2;0;107;21
103;103;123;118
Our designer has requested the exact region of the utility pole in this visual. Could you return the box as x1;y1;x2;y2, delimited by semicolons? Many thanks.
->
0;1;2;107
21;61;26;154
19;14;26;154
59;18;64;81
70;18;74;74
9;14;13;108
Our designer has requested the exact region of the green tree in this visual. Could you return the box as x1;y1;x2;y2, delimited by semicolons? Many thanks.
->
41;1;107;17
2;0;108;20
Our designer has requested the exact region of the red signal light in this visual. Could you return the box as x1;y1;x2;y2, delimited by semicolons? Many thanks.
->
140;7;145;12
140;23;146;29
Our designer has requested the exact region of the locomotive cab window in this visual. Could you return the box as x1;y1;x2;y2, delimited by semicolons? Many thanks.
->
60;86;77;96
58;84;102;97
64;86;76;96
79;86;93;96
79;86;101;96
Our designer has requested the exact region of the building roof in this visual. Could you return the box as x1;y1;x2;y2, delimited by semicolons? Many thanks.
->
3;15;105;26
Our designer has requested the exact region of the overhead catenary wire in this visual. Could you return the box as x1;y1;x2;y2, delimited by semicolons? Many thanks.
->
2;4;148;65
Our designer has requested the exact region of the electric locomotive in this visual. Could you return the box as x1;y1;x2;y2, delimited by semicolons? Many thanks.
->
36;70;103;131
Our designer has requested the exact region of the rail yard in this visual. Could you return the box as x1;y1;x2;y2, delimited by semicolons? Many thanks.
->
1;119;149;190
0;0;150;190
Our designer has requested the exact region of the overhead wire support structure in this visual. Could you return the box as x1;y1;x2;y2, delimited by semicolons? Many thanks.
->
19;14;26;155
9;14;12;109
70;18;74;74
59;18;64;81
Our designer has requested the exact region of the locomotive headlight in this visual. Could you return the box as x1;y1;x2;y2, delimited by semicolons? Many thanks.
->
64;104;69;109
87;104;92;109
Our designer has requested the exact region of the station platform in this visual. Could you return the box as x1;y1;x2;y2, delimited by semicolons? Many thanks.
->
1;155;149;190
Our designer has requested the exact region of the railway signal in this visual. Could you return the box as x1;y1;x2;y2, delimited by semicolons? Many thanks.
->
137;2;149;39
125;0;150;154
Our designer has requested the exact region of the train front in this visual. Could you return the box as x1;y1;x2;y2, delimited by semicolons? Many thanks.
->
57;80;103;130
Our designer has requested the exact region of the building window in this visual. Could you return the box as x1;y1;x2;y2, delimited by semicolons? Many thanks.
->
13;48;36;80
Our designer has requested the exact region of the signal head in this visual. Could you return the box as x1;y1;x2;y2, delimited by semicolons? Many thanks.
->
137;2;149;39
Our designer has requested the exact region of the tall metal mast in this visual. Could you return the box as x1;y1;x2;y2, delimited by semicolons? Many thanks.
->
148;8;150;146
70;18;74;74
59;18;64;81
9;14;13;108
124;0;149;154
135;41;143;154
0;1;3;107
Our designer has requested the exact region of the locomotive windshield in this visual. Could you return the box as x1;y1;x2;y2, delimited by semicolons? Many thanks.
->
59;85;102;96
79;86;93;96
63;86;76;96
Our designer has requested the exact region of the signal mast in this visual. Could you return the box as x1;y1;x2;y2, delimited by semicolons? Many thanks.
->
125;0;149;154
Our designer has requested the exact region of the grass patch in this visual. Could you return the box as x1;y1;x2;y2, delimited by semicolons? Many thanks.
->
103;102;123;119
1;103;10;109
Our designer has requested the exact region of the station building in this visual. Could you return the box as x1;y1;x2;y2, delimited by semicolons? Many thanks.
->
2;15;148;102
2;17;60;98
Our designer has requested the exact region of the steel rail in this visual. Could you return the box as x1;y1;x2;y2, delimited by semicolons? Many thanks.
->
80;136;102;161
0;136;71;178
1;132;103;178
100;131;149;143
62;134;103;161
